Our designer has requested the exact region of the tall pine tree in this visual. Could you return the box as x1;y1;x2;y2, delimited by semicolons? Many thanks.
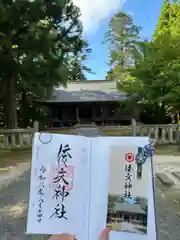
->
120;0;180;123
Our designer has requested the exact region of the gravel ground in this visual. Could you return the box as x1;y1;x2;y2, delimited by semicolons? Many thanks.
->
0;170;180;240
155;179;180;240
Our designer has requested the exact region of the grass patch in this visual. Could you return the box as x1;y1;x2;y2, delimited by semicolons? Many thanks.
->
42;127;134;136
103;128;134;136
42;128;180;155
155;144;180;155
0;148;31;168
42;129;70;134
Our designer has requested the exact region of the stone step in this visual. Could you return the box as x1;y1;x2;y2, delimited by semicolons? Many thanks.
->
172;171;180;180
156;173;174;187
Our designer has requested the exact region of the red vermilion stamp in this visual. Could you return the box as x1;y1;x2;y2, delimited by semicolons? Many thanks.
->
51;165;74;191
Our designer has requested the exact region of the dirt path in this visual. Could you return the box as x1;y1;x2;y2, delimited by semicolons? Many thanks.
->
0;169;31;240
0;162;30;190
0;157;180;239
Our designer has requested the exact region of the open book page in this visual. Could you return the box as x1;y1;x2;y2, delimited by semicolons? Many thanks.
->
89;137;156;240
88;137;110;240
27;133;91;240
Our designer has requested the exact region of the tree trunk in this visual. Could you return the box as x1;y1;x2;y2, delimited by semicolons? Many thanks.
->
4;76;17;129
19;91;27;128
176;111;180;124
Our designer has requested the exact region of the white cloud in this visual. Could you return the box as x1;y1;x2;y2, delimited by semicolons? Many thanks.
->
73;0;126;35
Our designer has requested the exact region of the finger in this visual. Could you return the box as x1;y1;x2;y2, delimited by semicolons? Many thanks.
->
100;227;111;240
48;234;75;240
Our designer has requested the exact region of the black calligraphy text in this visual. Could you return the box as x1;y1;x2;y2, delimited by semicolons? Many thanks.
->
37;165;46;223
50;143;72;220
57;144;72;166
124;164;132;199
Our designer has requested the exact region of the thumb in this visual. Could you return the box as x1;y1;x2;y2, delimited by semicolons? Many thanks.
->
100;227;111;240
48;234;75;240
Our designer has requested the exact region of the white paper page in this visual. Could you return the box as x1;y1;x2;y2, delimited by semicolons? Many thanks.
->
88;138;111;240
89;137;156;240
27;133;91;240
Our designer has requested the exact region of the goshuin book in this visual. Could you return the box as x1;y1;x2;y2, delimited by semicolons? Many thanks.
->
27;133;157;240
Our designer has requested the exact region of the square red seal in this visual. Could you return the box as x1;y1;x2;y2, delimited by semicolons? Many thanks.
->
52;165;74;191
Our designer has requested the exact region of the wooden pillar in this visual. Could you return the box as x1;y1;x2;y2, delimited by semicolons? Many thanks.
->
133;105;141;121
92;105;96;123
101;107;104;125
34;121;39;133
91;106;93;123
132;118;136;136
76;107;80;123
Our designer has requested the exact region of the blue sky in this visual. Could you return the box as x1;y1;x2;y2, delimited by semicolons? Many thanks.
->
80;0;164;80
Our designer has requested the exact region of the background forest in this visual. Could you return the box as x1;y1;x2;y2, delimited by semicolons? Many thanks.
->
0;0;179;128
105;0;180;124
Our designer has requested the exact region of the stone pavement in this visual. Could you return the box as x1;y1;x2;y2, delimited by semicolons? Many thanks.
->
154;155;180;188
0;156;180;239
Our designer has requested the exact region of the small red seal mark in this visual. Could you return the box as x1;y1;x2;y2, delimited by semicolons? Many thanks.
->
125;153;135;163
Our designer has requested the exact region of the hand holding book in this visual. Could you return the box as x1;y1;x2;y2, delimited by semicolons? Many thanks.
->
27;133;156;240
48;228;111;240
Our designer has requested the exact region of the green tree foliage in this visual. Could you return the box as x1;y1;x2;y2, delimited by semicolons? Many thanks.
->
104;12;141;81
153;0;170;38
121;38;180;121
0;0;90;128
154;0;180;39
118;1;180;123
68;40;93;81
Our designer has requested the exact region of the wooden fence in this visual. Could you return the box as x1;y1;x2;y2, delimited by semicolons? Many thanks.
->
0;121;180;149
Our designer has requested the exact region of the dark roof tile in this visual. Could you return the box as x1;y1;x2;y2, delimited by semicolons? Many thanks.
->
43;90;128;103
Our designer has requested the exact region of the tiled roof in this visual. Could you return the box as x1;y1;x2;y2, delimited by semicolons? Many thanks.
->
41;89;128;103
113;202;146;215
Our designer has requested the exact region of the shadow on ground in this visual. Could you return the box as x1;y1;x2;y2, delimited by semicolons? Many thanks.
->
0;170;30;239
